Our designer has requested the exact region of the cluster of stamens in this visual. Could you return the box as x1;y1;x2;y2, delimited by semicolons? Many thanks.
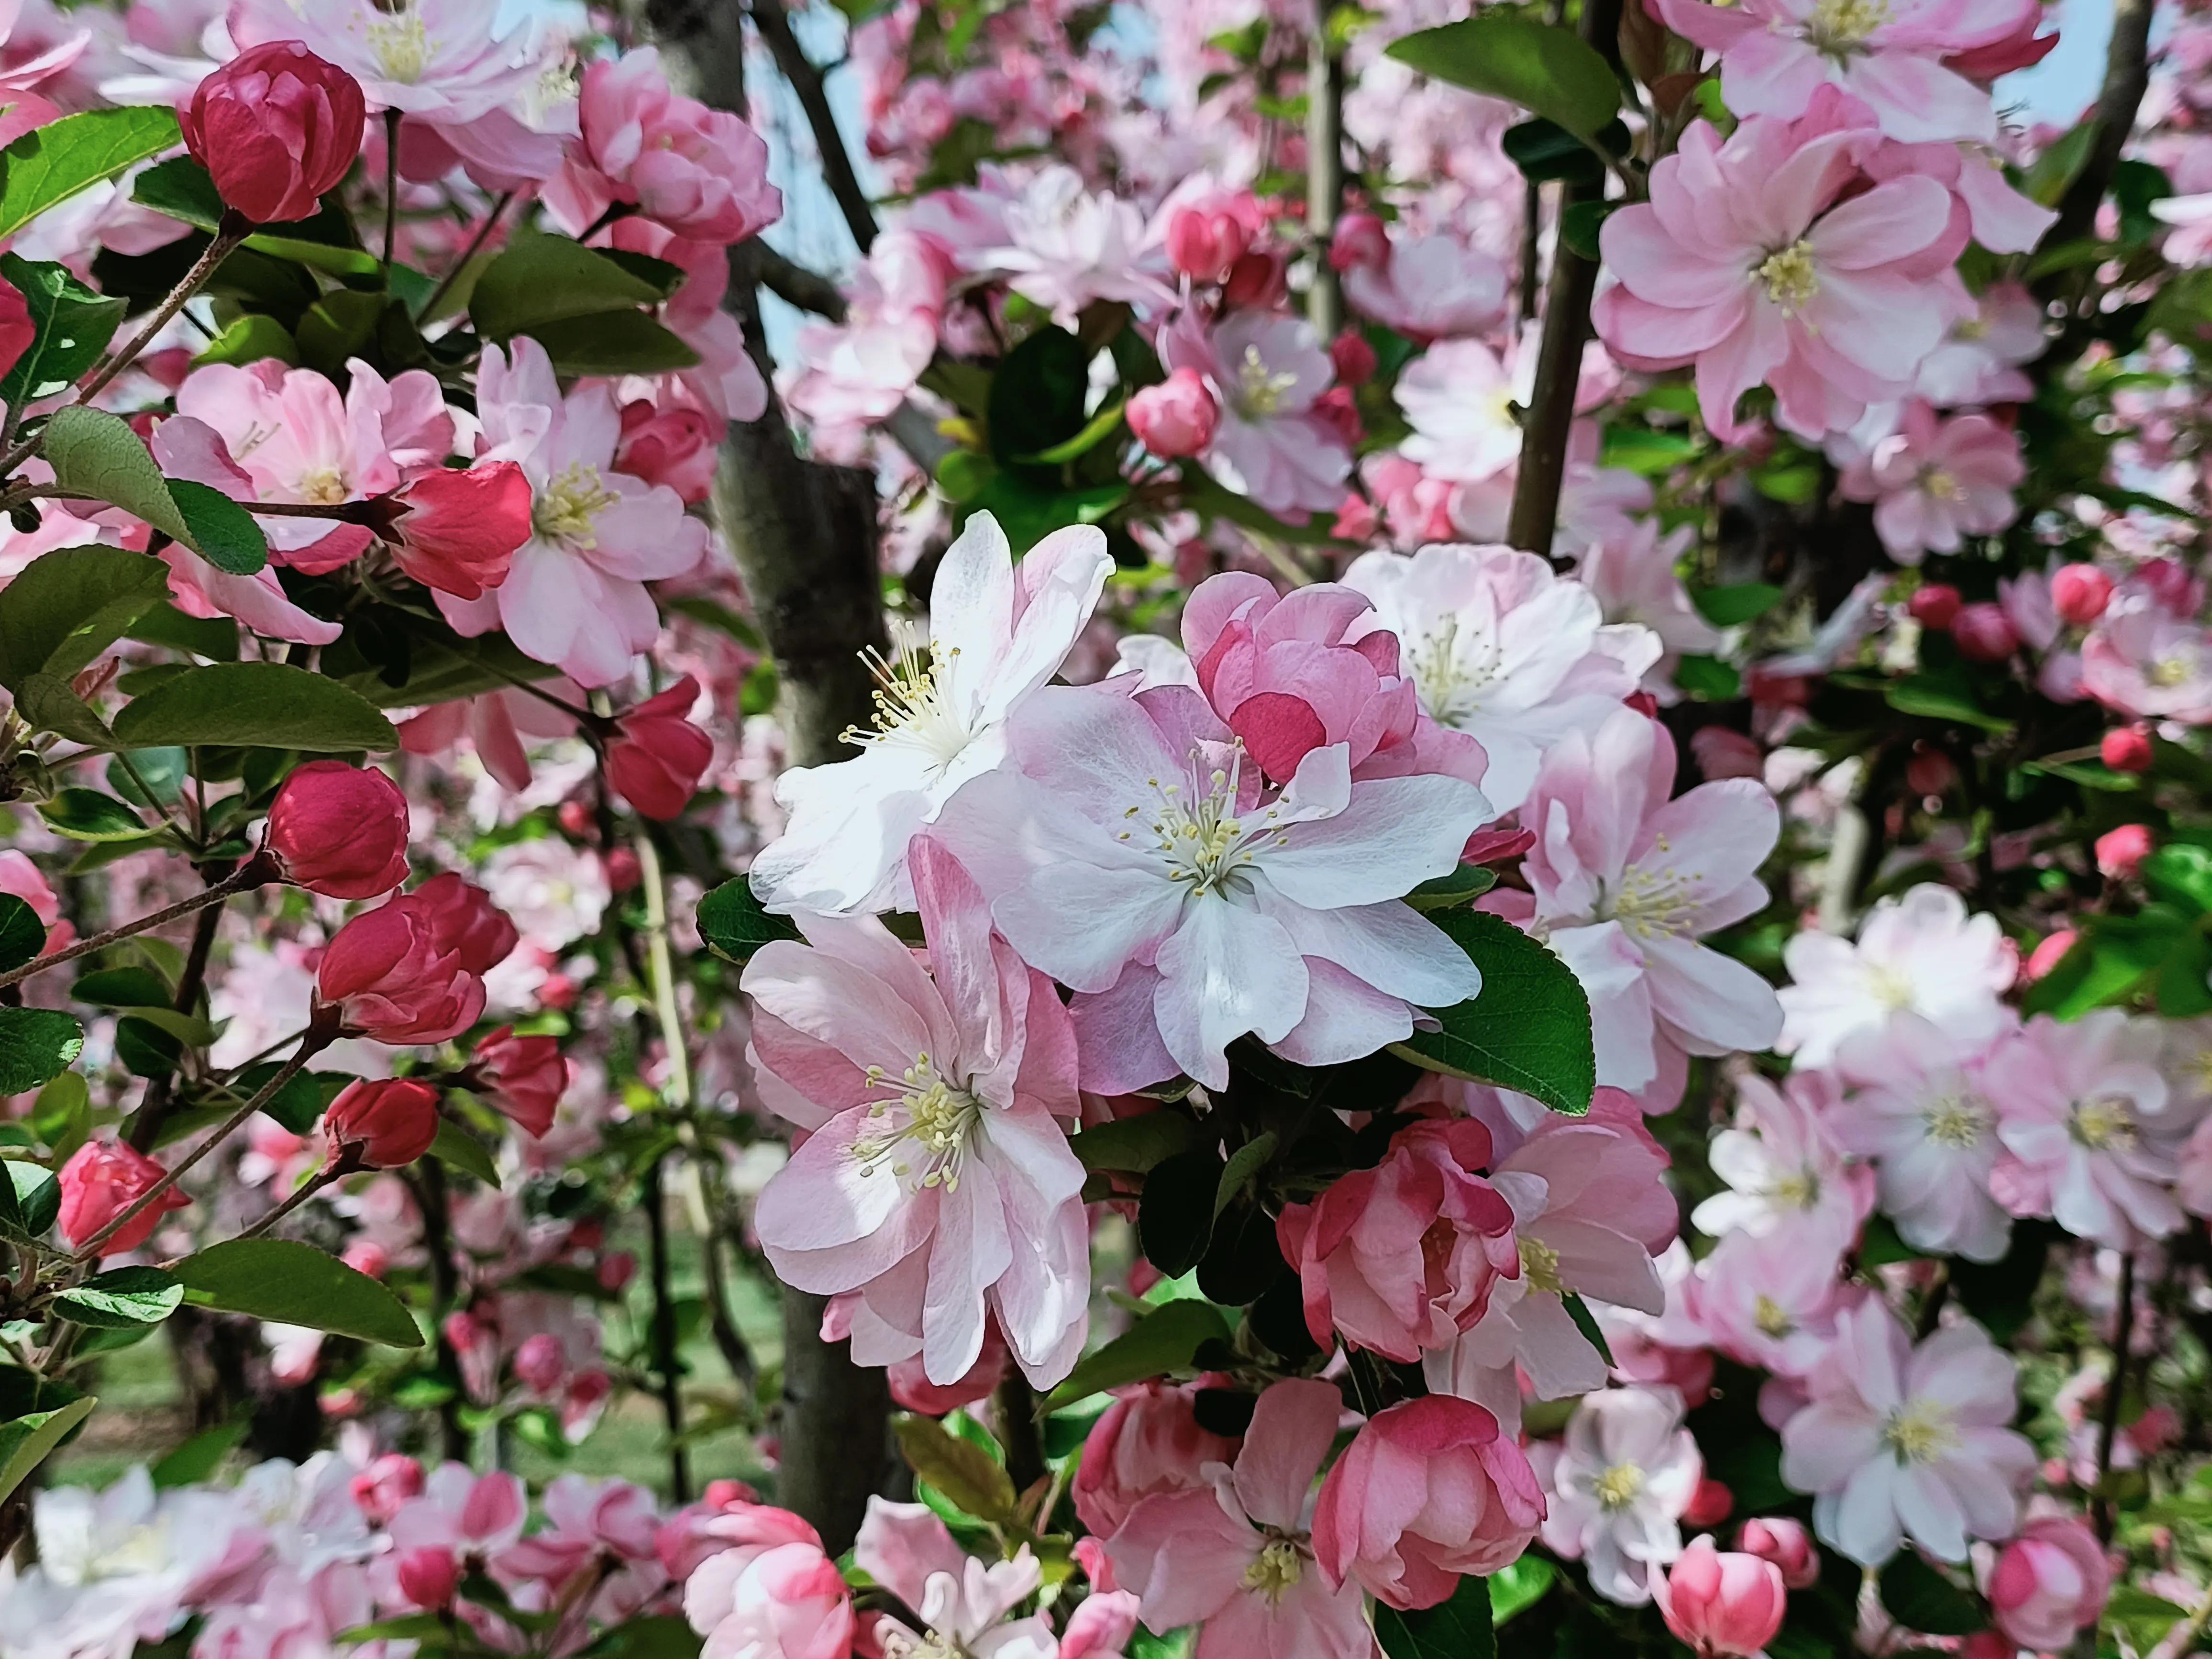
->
1118;744;1288;896
851;1053;982;1192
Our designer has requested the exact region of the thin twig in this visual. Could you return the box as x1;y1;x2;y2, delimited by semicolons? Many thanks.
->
0;860;265;995
69;219;251;418
231;1157;354;1243
381;110;402;275
2093;1252;2135;1545
418;191;513;319
748;0;877;252
1303;0;1345;339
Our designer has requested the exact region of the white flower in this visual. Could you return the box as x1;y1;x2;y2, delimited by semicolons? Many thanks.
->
1780;1300;2034;1565
984;165;1176;316
749;512;1113;917
1691;1069;1869;1247
1833;1012;2012;1262
1537;1385;1703;1606
1778;885;2015;1067
1396;338;1523;484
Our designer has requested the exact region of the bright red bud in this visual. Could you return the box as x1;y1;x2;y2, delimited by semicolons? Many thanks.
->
1908;583;1962;630
325;1077;442;1170
2051;564;2114;627
2101;724;2154;773
605;675;714;820
265;761;410;900
461;1025;566;1138
58;1139;189;1255
181;41;367;224
388;463;533;600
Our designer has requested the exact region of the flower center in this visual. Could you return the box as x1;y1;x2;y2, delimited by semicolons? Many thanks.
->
1922;468;1960;502
1867;963;1918;1010
2070;1094;2137;1151
1118;745;1285;898
1593;1462;1645;1509
1753;1294;1794;1337
1922;1094;1989;1149
365;14;431;83
1804;0;1891;52
2150;654;2194;688
1599;845;1703;940
842;631;970;765
533;461;621;547
1233;344;1298;418
1768;1167;1819;1211
1519;1235;1565;1296
1409;615;1504;727
1882;1399;1956;1465
1755;241;1821;314
1243;1537;1305;1604
852;1053;983;1192
298;465;348;506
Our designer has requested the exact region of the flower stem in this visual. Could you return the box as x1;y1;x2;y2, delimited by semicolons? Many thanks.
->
233;1154;356;1243
419;190;513;320
2093;1251;2135;1544
0;859;267;994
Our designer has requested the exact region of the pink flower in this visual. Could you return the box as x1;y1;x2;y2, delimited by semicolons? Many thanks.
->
1339;228;1509;343
460;1026;567;1137
2096;822;2154;879
1274;1117;1519;1364
1735;1516;1819;1589
314;881;513;1045
1691;1068;1872;1248
853;1499;1062;1658
1986;1011;2181;1250
1106;1379;1373;1659
1779;1299;2033;1564
2052;564;2115;627
1593;116;1967;441
1156;310;1350;519
1182;571;1486;787
58;1139;188;1253
1950;601;2020;663
1833;1012;2011;1262
565;48;781;243
324;1077;441;1169
886;1317;1007;1416
1655;1536;1788;1658
681;1505;853;1659
1571;519;1724;704
181;40;366;223
1779;885;2013;1066
261;761;409;900
606;675;714;820
1073;1380;1241;1539
746;838;1089;1387
1311;1394;1545;1610
985;166;1175;317
1840;402;2024;562
1987;1515;2111;1651
1913;281;2047;405
1692;1224;1859;1377
1538;1384;1703;1605
615;401;721;505
2081;604;2212;724
399;683;581;795
351;1454;425;1524
1164;191;1261;283
1127;367;1221;459
1394;337;1524;483
0;851;66;952
440;338;708;688
1522;708;1782;1093
382;461;533;600
1649;0;2019;143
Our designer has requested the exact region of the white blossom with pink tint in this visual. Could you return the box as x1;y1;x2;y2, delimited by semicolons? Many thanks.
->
1778;884;2014;1066
1833;1011;2012;1261
1339;228;1510;343
984;166;1175;317
1692;1068;1873;1247
1913;281;2046;406
1570;518;1724;703
1394;337;1523;484
1840;402;2024;562
855;1499;1062;1659
1536;1385;1703;1606
1157;309;1351;518
1779;1300;2033;1564
1693;1223;1861;1377
2081;601;2212;724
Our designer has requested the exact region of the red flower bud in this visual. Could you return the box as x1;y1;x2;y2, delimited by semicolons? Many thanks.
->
2096;822;2153;880
1734;1517;1819;1590
2024;928;2078;982
606;675;714;820
1907;583;1962;630
2050;563;2114;628
265;761;410;900
1949;601;2019;663
386;463;533;601
58;1139;189;1254
1221;247;1288;310
350;1453;423;1523
2101;724;2154;773
1329;329;1378;387
513;1331;566;1392
315;881;513;1046
614;401;720;505
1329;211;1391;273
325;1077;442;1170
395;1547;460;1611
1683;1476;1736;1528
1164;204;1253;284
181;41;367;224
1127;368;1220;460
408;872;521;976
461;1025;566;1138
0;273;32;392
603;846;641;891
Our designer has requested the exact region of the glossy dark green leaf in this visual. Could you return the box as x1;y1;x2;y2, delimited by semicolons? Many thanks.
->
0;545;169;693
1396;909;1594;1116
894;1414;1018;1524
1139;1147;1225;1276
1375;1568;1496;1659
0;1007;85;1095
1877;1552;1985;1636
53;1264;184;1328
113;662;397;752
989;325;1090;466
1070;1111;1196;1173
697;878;802;964
471;230;673;340
1387;18;1618;138
0;107;181;241
1046;1297;1232;1406
168;480;267;575
0;254;124;407
173;1238;424;1348
0;893;45;973
39;787;145;841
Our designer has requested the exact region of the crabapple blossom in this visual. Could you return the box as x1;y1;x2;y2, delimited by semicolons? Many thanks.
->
1736;1517;1820;1589
181;41;366;223
1127;367;1221;459
324;1078;442;1169
261;762;410;900
1520;708;1782;1093
1840;402;2025;562
930;678;1490;1091
1692;1068;1873;1247
1073;1380;1240;1538
1342;543;1660;811
1833;1012;2012;1261
1106;1379;1373;1659
986;165;1175;316
1155;309;1351;518
2054;564;2117;626
1778;884;2015;1066
558;48;782;243
1537;1385;1703;1606
749;512;1111;916
854;1500;1062;1658
1779;1300;2033;1563
1692;1225;1860;1377
1337;228;1510;343
2081;603;2212;723
1394;337;1524;484
681;1505;852;1659
1655;1536;1789;1659
382;461;534;600
1987;1514;2112;1651
57;1139;188;1254
746;838;1089;1386
605;676;714;821
1570;519;1725;704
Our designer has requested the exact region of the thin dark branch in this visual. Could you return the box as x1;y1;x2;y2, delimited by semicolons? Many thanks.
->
748;0;878;252
752;241;849;321
2046;0;2155;257
643;1152;692;1502
1304;0;1345;338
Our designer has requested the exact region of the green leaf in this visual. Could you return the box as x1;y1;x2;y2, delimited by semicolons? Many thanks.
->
0;1392;95;1502
151;1418;250;1488
1877;1552;1984;1637
28;1073;87;1161
1375;1569;1496;1659
1387;18;1619;138
1886;666;2013;733
0;1008;85;1095
1408;864;1498;911
0;894;45;974
1017;398;1126;465
43;405;197;548
0;545;169;693
1488;1556;1555;1624
894;1414;1018;1524
2143;842;2212;913
18;672;117;747
0;1159;60;1246
1214;1132;1277;1220
0;254;124;407
0;107;182;242
110;745;188;808
1502;117;1607;186
173;1238;424;1348
2022;912;2187;1019
168;480;267;575
130;153;226;228
1559;199;1615;261
53;1265;184;1328
1672;653;1742;701
990;325;1091;466
429;1117;501;1187
1692;582;1786;627
697;878;802;964
2022;116;2097;207
1047;1297;1232;1407
574;1615;700;1659
1069;1112;1196;1173
1395;910;1595;1117
113;662;398;752
525;310;699;376
1139;1147;1224;1276
192;312;299;369
471;230;673;340
232;1062;344;1137
1561;1292;1615;1366
38;787;145;842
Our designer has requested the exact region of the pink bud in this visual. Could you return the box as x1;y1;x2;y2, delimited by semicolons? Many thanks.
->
600;1251;638;1293
1950;602;2020;663
343;1239;390;1279
1164;205;1253;284
1330;211;1391;272
1655;1536;1788;1659
513;1331;567;1393
2024;929;2078;982
2096;822;2153;880
1330;330;1378;387
1735;1517;1818;1590
1988;1516;2111;1652
264;761;409;900
325;1078;442;1170
1127;368;1221;460
604;846;642;891
59;1140;189;1255
386;462;532;601
606;675;714;821
396;1547;460;1611
1908;583;1963;630
181;41;366;224
1312;386;1362;447
350;1453;424;1523
1683;1477;1735;1528
462;1026;566;1138
2051;564;2114;627
2101;724;2153;773
1222;247;1288;309
0;275;31;392
614;400;721;505
1905;747;1957;797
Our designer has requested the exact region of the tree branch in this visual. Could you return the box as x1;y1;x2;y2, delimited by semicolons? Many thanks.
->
1304;0;1346;339
747;0;878;253
752;241;849;321
2046;0;2155;257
